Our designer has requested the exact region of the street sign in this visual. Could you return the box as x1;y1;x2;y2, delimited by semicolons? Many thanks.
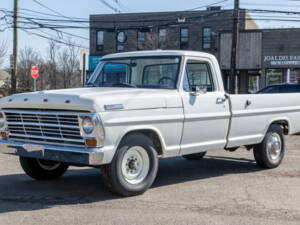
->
31;66;39;79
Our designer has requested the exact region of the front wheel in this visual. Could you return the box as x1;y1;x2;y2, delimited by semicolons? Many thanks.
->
253;124;285;169
19;157;69;180
101;133;158;197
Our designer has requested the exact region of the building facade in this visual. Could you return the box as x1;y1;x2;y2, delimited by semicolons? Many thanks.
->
220;29;300;93
89;8;257;58
89;9;300;93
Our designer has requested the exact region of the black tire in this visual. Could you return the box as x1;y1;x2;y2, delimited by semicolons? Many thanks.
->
19;157;69;180
253;124;285;169
182;152;206;160
101;133;158;197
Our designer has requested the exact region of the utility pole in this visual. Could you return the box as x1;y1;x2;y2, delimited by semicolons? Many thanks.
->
229;0;240;94
11;0;18;94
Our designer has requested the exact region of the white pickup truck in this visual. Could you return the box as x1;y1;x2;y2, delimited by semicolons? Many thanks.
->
0;50;300;196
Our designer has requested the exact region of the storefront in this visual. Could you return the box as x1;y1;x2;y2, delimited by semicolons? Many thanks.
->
263;55;300;87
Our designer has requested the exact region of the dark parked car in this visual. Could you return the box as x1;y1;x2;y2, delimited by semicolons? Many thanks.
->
257;84;300;94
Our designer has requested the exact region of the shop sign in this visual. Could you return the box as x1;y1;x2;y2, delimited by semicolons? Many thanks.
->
264;55;300;66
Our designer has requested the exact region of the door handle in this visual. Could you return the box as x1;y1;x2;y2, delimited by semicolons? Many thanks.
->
216;97;226;104
246;100;252;106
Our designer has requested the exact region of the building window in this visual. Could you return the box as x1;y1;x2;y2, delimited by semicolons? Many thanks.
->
248;75;260;93
203;27;211;49
138;31;145;44
96;31;104;51
117;31;126;51
159;28;167;49
180;28;189;49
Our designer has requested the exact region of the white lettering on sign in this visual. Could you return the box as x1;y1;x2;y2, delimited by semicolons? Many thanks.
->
264;55;300;66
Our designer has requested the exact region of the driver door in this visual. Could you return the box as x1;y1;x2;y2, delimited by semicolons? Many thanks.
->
180;57;230;155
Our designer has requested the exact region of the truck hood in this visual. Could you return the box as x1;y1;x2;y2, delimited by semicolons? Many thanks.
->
0;87;182;112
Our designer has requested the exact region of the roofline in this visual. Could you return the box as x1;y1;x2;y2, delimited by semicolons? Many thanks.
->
220;27;300;34
89;8;244;19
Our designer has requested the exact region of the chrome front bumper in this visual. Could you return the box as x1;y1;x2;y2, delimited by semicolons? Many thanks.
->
0;139;106;166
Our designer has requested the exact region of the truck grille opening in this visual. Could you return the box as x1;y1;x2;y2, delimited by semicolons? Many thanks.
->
3;109;87;148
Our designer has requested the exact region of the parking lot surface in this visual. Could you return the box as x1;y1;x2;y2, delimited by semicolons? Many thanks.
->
0;136;299;225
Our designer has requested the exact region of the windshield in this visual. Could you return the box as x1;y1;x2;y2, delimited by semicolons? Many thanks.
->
87;56;181;89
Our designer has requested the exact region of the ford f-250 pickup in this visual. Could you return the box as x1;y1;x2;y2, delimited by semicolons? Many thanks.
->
0;50;299;196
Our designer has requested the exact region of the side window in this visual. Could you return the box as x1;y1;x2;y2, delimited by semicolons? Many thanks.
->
183;61;214;92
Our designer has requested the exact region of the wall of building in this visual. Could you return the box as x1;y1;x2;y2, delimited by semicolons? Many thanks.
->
89;9;250;57
220;29;300;93
220;31;262;70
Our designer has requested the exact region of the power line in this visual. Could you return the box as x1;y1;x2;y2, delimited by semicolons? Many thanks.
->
31;0;78;20
21;28;88;49
114;0;130;12
99;0;121;13
19;7;87;20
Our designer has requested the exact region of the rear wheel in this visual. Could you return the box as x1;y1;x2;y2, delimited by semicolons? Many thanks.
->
182;152;206;160
253;124;285;169
101;133;158;197
19;157;69;180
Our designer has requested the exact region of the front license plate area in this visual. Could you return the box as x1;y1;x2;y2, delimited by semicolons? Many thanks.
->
23;144;44;153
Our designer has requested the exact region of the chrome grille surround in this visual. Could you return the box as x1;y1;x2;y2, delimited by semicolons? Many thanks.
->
2;109;88;148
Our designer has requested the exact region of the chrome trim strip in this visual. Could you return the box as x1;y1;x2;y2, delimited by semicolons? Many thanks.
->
6;121;79;129
0;109;84;116
8;138;85;148
232;106;300;117
9;133;85;143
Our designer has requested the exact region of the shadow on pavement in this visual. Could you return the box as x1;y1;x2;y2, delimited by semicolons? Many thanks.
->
0;154;261;213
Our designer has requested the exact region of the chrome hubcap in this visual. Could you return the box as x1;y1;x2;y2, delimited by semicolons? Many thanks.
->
266;133;282;161
121;146;150;185
37;159;61;171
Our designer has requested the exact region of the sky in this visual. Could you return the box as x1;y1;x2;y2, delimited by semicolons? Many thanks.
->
1;0;300;68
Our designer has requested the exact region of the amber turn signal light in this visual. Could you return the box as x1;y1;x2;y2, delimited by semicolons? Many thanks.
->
85;138;97;147
1;131;8;139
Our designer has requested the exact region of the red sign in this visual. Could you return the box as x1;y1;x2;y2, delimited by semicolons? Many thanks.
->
31;66;39;79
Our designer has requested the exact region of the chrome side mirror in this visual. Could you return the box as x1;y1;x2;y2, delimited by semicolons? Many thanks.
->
191;86;207;96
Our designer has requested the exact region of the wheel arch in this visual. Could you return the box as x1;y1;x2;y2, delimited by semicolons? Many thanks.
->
265;117;291;136
116;127;166;157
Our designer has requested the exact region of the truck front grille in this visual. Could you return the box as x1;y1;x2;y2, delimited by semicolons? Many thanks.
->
3;109;86;148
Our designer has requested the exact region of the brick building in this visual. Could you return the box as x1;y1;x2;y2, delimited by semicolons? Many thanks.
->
89;8;300;93
89;7;257;57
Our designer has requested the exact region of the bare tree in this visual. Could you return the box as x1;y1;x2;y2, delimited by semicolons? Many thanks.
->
47;41;60;89
58;40;80;88
0;40;7;69
17;46;43;92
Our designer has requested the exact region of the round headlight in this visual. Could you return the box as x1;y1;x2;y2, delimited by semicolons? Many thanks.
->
0;113;4;128
82;117;94;134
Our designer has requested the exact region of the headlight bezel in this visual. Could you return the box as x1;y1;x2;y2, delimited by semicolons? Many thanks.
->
78;113;105;147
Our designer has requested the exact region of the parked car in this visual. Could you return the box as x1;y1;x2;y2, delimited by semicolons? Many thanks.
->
1;50;300;196
257;84;300;94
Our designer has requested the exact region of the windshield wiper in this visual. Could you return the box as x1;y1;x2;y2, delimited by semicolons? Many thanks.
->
111;83;137;88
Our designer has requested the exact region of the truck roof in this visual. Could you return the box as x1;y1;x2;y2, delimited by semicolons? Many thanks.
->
102;50;216;60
